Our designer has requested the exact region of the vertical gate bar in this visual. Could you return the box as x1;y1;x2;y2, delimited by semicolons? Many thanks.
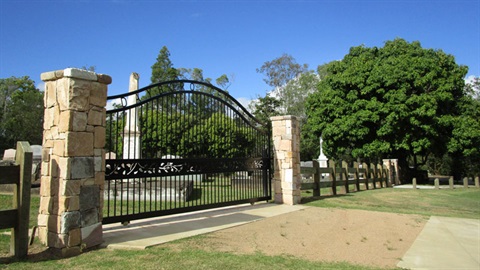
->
120;179;124;216
146;99;151;211
114;110;121;217
161;93;166;210
268;123;272;199
106;179;110;218
246;120;250;200
153;97;156;210
207;92;212;205
140;104;145;214
217;98;221;204
106;112;111;218
145;100;150;212
203;92;207;205
111;180;115;217
167;94;171;210
156;96;160;211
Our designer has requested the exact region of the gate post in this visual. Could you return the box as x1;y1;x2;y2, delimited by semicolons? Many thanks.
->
270;115;301;205
38;68;110;256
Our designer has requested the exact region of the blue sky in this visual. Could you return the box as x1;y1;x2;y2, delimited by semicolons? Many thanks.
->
1;0;479;107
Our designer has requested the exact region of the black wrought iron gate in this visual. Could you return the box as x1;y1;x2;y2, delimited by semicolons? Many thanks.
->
103;80;271;224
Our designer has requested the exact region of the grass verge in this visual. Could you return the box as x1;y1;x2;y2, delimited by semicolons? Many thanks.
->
1;244;385;270
302;187;480;219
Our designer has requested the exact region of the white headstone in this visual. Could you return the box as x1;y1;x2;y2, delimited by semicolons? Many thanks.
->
105;152;117;159
31;145;42;160
2;149;16;160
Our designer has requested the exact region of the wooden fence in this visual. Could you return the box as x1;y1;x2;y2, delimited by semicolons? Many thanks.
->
300;160;390;197
0;141;32;258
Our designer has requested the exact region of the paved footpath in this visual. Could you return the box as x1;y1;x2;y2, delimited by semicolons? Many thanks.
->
397;216;480;269
101;203;308;250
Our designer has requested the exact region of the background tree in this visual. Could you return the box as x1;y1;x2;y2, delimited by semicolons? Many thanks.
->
255;54;321;159
282;71;320;120
215;74;233;90
140;108;255;159
465;76;479;101
305;38;469;182
446;78;480;178
0;76;43;155
256;53;309;111
151;46;179;84
257;53;308;91
147;46;180;98
249;95;282;127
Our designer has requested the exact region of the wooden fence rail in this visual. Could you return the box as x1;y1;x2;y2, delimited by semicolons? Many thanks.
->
300;160;390;197
0;141;32;258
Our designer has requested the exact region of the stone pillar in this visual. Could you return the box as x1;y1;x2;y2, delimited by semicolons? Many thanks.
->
271;115;301;205
38;68;111;256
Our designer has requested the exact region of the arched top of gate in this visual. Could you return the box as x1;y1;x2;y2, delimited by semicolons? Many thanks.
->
107;79;268;130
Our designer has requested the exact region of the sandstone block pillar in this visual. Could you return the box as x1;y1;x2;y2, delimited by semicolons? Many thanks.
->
271;115;301;205
38;68;111;256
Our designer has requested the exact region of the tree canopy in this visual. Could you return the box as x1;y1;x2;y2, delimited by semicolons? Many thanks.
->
256;53;309;108
0;76;44;154
305;38;471;181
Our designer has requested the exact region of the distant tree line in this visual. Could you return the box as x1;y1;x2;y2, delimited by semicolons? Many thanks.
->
0;76;43;156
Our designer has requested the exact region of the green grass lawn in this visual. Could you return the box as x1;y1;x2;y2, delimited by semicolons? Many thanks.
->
302;187;480;219
2;246;385;270
1;187;479;269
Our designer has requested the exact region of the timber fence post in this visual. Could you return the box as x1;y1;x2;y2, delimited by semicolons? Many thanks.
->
12;141;32;258
363;162;370;190
329;160;337;195
342;160;349;194
370;163;377;189
312;160;320;197
353;162;361;191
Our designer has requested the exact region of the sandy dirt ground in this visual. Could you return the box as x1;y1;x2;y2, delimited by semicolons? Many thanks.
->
166;207;428;269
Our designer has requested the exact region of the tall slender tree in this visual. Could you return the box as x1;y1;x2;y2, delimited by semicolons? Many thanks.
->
147;46;180;98
256;53;308;107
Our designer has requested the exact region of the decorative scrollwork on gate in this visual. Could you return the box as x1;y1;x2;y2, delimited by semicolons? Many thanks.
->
105;158;265;180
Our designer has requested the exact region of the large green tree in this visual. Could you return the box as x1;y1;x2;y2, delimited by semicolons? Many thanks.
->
305;38;469;182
